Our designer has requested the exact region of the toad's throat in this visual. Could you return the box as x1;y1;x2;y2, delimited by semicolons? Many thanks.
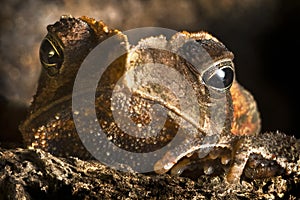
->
19;94;73;133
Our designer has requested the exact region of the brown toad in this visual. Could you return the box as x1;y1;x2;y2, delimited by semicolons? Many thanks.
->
19;15;299;184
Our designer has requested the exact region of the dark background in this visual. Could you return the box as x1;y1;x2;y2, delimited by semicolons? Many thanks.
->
1;0;299;147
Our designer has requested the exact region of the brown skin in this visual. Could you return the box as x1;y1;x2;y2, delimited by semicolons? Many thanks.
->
20;15;295;184
19;16;120;158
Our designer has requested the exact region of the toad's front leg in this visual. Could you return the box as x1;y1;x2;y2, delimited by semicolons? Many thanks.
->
226;132;300;183
226;137;256;183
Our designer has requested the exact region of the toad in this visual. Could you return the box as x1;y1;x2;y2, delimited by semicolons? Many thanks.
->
19;15;299;184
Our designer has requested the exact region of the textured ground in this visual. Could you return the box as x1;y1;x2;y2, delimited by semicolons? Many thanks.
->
0;144;299;200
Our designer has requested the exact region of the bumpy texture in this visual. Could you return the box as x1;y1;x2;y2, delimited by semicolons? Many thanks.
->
13;16;300;198
0;132;299;199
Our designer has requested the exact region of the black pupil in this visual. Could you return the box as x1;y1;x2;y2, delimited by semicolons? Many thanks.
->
203;67;234;89
40;39;60;65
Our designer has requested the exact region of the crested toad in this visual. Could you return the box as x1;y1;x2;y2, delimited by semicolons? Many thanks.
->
19;15;299;184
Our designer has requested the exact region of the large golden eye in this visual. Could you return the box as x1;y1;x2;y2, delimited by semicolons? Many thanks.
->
39;35;64;76
202;61;234;90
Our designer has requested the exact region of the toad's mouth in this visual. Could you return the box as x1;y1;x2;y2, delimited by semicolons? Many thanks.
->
134;90;209;134
133;88;229;138
128;89;232;174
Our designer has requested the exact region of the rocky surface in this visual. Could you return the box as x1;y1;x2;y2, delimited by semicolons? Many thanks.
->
0;145;299;200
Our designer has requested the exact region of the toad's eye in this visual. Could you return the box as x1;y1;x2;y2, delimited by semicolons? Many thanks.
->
39;36;63;76
202;63;234;90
